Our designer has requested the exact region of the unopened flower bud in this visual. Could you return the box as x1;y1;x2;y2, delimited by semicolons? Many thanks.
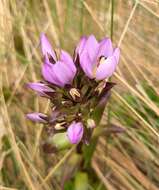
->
26;112;48;123
27;82;54;97
67;122;84;144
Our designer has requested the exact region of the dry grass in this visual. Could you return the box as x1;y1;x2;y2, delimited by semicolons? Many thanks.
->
0;0;159;189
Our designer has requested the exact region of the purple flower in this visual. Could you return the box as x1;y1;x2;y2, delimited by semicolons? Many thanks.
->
27;82;54;96
41;33;76;87
26;112;48;123
76;35;120;80
67;122;84;144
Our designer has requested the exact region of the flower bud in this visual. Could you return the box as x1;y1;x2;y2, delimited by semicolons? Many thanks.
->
27;82;54;97
26;112;48;123
67;122;84;144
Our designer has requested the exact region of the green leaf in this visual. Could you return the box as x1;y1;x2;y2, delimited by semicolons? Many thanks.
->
83;139;97;168
75;172;89;190
64;180;74;190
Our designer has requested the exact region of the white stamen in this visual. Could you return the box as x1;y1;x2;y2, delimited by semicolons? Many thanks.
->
93;56;107;77
69;88;80;100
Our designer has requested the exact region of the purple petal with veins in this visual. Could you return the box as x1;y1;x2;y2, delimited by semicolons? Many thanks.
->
83;35;98;62
53;61;75;86
96;56;117;80
97;38;113;58
77;35;120;80
80;51;94;78
42;60;63;87
60;50;76;75
40;34;76;87
75;36;87;56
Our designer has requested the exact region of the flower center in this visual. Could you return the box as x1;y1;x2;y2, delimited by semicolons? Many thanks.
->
93;56;107;77
98;56;107;66
47;53;56;64
69;88;81;101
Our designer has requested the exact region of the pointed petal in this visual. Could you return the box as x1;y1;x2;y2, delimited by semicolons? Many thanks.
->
26;112;48;123
83;35;99;61
42;60;63;87
67;122;84;144
60;50;76;74
40;33;57;61
97;38;113;58
76;36;87;56
96;56;117;80
53;61;75;86
78;35;99;78
27;82;54;95
80;52;94;78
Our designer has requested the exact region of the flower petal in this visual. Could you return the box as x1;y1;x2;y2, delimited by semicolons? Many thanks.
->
97;38;113;58
42;60;63;87
78;35;99;78
27;82;54;96
75;36;87;56
53;61;75;86
96;56;117;80
26;112;48;123
60;50;76;74
80;52;94;78
83;35;99;62
40;33;57;61
67;122;84;144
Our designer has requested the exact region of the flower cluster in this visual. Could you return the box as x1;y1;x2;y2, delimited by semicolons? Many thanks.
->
26;34;120;146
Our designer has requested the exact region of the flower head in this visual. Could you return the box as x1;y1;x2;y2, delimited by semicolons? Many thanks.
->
41;33;76;87
67;122;84;144
26;112;48;123
76;35;120;80
26;34;120;151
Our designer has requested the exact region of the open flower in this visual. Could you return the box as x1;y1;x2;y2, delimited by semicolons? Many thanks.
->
41;33;76;87
76;35;120;80
26;112;48;123
67;122;84;144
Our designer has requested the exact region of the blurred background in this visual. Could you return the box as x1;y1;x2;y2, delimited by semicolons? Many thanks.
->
1;0;159;189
